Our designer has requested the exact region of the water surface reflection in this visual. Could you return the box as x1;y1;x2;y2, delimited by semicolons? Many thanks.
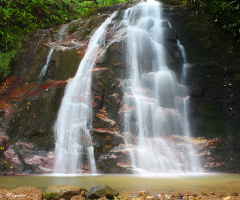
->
0;174;239;196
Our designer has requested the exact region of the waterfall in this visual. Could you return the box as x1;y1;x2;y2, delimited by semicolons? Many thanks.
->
122;1;201;173
54;13;117;173
54;0;201;174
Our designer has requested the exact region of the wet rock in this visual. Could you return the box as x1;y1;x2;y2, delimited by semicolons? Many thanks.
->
86;185;119;199
190;85;203;98
96;144;133;173
71;195;85;200
45;185;87;200
0;131;8;150
97;40;127;78
4;147;21;165
92;67;123;127
187;64;225;78
93;128;125;155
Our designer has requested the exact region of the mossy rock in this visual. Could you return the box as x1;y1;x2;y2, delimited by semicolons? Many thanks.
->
44;185;87;200
44;192;60;200
197;102;222;118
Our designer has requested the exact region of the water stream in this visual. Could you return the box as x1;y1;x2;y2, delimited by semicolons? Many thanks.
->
122;1;201;173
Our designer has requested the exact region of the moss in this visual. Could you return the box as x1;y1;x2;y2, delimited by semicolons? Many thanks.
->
198;102;222;118
46;49;80;81
193;116;228;138
43;192;60;200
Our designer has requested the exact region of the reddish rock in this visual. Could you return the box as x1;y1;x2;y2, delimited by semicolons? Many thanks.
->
0;131;9;150
4;147;21;165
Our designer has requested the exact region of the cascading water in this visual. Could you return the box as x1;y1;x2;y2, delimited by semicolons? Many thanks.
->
122;1;201;173
54;13;117;173
53;0;201;174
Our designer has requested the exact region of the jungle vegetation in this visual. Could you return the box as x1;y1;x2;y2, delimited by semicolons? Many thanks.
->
0;0;239;81
0;0;127;81
183;0;240;41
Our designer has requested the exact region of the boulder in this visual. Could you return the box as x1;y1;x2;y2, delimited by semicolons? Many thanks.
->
44;185;87;200
96;144;133;173
7;186;43;200
86;185;119;199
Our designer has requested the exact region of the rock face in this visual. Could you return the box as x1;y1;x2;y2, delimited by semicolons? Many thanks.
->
0;0;239;174
0;7;129;174
86;185;119;199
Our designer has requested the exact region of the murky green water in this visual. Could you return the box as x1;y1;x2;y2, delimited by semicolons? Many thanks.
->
0;174;240;196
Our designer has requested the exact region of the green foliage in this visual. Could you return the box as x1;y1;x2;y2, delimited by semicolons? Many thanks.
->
0;0;84;81
80;1;98;17
183;0;240;41
0;0;84;52
97;0;125;7
0;0;132;81
0;50;15;81
43;192;60;200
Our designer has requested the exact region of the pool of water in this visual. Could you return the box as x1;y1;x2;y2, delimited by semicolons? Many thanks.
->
0;173;240;196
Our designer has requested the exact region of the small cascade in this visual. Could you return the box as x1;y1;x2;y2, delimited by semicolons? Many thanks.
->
177;40;202;172
122;1;201;173
54;13;117;173
38;47;55;80
38;20;79;81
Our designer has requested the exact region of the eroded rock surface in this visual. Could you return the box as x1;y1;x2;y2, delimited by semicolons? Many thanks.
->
86;185;119;199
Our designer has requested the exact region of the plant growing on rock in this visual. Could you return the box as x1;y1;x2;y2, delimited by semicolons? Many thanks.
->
43;192;60;200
